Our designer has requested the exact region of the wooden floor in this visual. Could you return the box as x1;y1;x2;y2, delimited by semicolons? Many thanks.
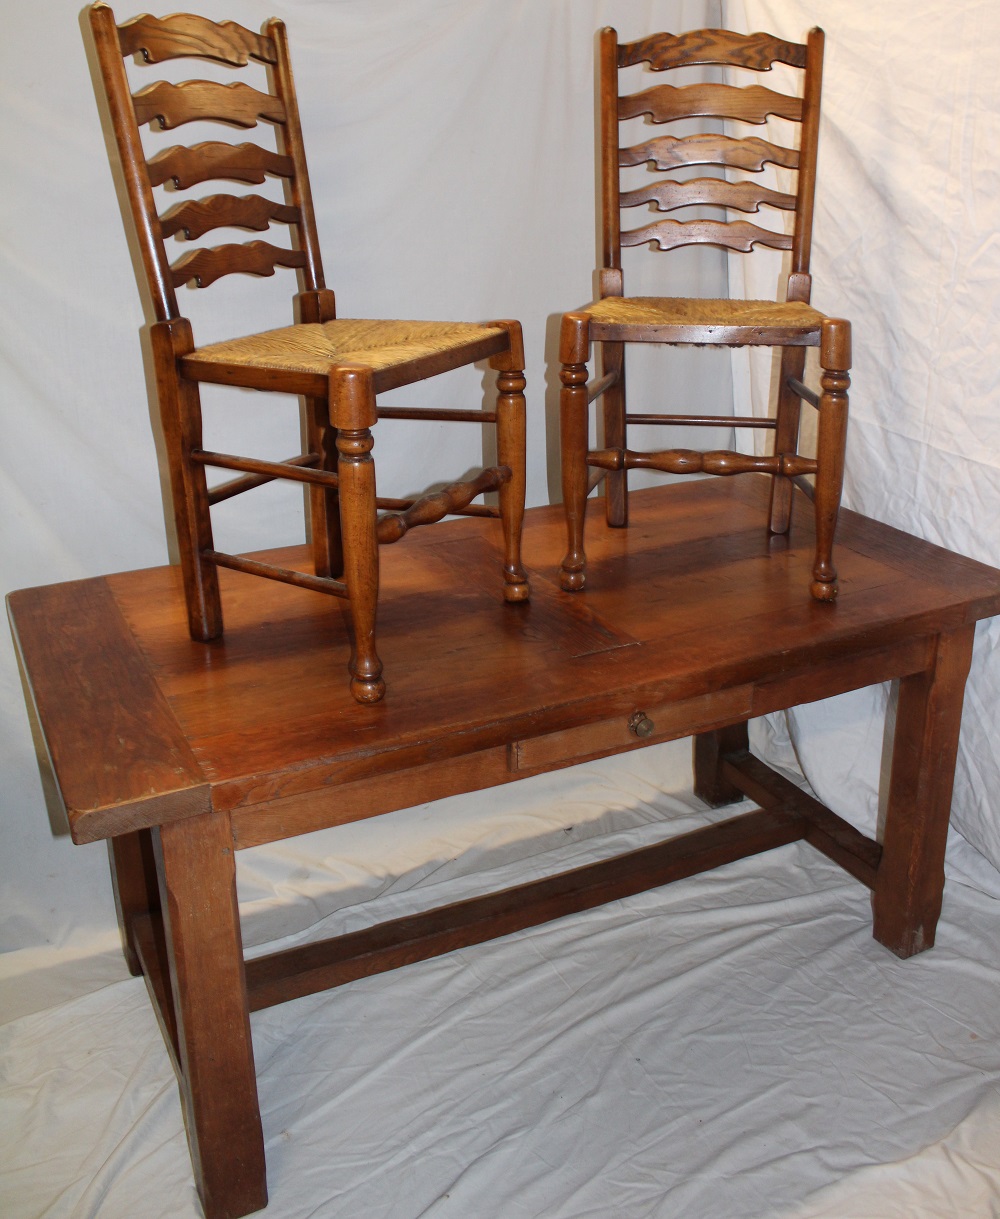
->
10;475;1000;1219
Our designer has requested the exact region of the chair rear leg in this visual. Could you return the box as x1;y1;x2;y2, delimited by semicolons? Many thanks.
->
332;367;384;703
489;321;529;602
305;396;343;579
768;345;806;534
298;290;343;580
811;318;851;602
601;341;628;528
150;319;222;642
559;313;592;592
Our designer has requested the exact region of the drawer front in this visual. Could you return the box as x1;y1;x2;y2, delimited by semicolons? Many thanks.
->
510;686;754;773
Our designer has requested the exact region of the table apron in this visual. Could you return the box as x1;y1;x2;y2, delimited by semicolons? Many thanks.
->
230;632;935;850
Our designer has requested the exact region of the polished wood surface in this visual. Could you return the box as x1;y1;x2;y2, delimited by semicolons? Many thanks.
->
87;4;528;701
560;24;850;601
10;479;1000;1219
12;480;999;846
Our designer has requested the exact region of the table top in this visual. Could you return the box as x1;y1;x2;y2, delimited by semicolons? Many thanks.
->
10;478;1000;849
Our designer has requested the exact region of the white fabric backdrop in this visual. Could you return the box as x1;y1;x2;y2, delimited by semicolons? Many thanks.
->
4;5;1000;1217
726;0;1000;877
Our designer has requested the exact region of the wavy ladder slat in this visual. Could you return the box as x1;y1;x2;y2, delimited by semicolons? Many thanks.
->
621;217;792;253
132;80;286;129
117;12;276;65
620;82;803;125
620;132;799;172
170;241;307;288
619;29;807;71
620;177;797;213
147;142;294;189
161;194;301;240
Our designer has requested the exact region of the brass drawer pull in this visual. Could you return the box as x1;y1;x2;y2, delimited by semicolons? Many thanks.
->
628;711;655;739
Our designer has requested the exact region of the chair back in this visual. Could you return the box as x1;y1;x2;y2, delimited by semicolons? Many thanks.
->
88;3;325;322
600;27;824;283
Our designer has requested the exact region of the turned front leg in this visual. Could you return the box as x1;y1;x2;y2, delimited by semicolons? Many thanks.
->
331;365;384;704
559;312;592;592
811;317;851;602
489;320;529;602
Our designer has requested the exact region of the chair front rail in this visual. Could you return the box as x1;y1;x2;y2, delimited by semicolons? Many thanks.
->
205;551;348;597
787;376;821;408
624;413;778;429
376;406;498;423
196;450;330;492
586;370;620;403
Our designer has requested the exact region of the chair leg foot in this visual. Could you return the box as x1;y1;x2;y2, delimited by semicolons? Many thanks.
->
809;575;839;602
350;670;386;703
504;575;531;603
559;564;586;593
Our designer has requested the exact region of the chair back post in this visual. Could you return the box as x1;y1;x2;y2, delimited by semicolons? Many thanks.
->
598;27;621;279
89;1;179;321
790;27;825;277
265;18;326;295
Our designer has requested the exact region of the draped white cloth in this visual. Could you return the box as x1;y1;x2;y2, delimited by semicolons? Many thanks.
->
728;0;1000;878
2;2;1000;1216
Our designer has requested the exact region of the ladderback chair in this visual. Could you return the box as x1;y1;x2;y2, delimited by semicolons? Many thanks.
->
87;3;529;703
559;26;851;601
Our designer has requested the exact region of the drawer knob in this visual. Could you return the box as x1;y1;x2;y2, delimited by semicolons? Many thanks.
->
628;711;655;739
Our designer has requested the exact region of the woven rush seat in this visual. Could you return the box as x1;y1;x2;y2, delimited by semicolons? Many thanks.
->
584;295;824;336
183;318;510;392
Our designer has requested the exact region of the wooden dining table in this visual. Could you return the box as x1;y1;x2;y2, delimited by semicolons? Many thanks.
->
9;476;1000;1219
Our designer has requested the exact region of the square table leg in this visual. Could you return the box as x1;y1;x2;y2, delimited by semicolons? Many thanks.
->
153;810;267;1219
693;721;751;807
108;829;159;976
872;624;976;958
